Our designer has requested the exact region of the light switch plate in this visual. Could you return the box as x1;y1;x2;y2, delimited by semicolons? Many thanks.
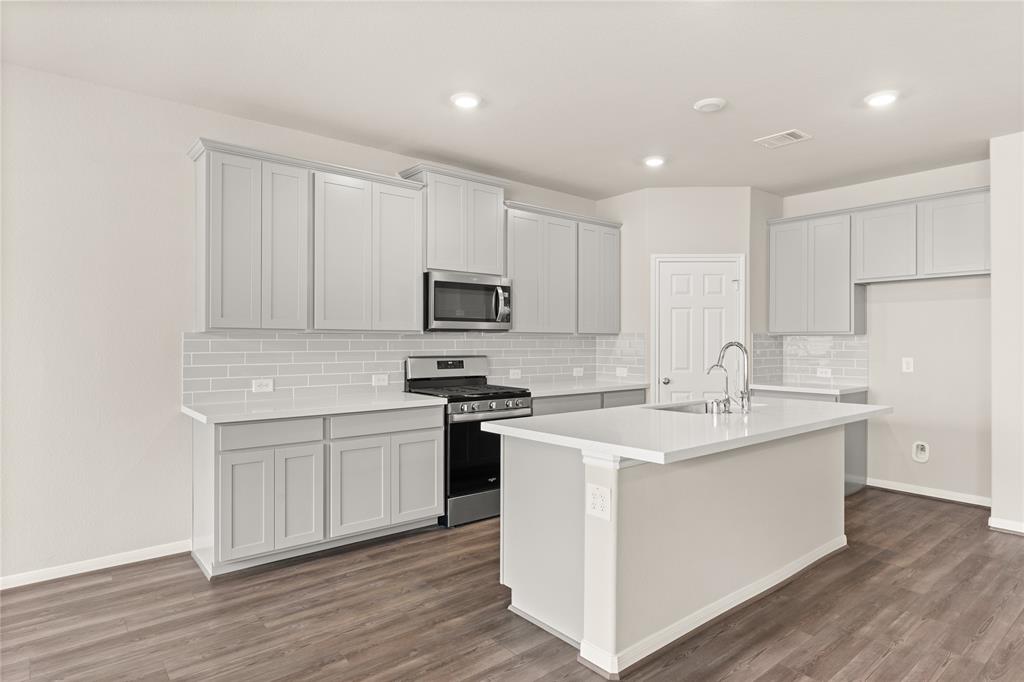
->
573;367;584;377
586;484;611;520
509;369;522;379
615;367;628;377
371;374;388;386
901;357;915;373
251;378;274;393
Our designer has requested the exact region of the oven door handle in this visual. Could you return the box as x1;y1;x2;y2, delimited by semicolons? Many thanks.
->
449;408;533;423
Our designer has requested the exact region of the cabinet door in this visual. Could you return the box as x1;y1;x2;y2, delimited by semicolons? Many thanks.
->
807;215;852;333
466;182;505;275
917;191;990;276
209;152;262;328
274;444;324;550
507;210;544;332
328;436;390;538
372;183;423;330
543;216;578;333
314;172;372;330
578;223;620;334
218;449;274;561
261;163;310;330
769;221;809;333
390;428;444;524
852;204;917;281
426;174;467;271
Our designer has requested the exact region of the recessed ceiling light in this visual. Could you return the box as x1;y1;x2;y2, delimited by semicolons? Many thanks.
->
864;90;899;108
643;156;665;168
693;97;728;113
450;92;481;109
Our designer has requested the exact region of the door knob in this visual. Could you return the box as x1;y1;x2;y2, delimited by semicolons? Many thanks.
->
661;377;671;385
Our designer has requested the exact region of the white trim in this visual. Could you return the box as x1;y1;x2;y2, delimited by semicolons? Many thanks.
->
503;200;622;229
989;517;1024;535
398;161;506;187
650;254;747;402
0;539;192;590
509;604;581;648
189;138;423;190
769;185;990;224
580;534;847;675
866;477;991;507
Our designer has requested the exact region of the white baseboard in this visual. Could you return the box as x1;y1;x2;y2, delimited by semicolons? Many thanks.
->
989;517;1024;535
580;534;847;675
0;539;192;590
866;477;991;507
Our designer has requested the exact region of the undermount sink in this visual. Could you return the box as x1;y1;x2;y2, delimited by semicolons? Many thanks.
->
650;401;768;415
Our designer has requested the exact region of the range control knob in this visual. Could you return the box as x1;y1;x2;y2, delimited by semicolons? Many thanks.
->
505;400;513;408
489;401;497;409
470;403;480;411
460;404;469;413
515;398;524;407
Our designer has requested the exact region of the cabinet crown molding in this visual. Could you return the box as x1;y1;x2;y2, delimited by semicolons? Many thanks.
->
398;162;506;187
504;200;622;229
769;185;990;225
188;138;424;191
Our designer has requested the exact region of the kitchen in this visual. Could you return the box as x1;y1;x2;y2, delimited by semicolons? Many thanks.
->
2;2;1023;680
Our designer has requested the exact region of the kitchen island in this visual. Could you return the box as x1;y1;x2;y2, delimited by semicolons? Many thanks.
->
482;397;892;678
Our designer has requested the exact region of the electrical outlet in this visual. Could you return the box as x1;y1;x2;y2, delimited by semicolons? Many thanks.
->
573;367;584;377
816;367;832;378
586;483;611;520
509;368;522;379
615;367;628;377
902;357;915;373
251;378;274;393
912;441;930;463
371;374;388;387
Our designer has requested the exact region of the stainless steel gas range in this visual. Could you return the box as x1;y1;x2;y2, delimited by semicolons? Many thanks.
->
404;356;531;527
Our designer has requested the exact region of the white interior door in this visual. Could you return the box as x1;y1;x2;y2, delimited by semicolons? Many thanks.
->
655;257;744;404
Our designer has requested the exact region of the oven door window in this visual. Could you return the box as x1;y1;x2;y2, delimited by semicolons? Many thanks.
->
447;421;500;496
433;282;498;323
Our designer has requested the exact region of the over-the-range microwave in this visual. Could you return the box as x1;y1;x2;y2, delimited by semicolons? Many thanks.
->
424;271;512;331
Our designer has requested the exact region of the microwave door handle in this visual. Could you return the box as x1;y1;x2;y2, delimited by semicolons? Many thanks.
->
493;287;501;322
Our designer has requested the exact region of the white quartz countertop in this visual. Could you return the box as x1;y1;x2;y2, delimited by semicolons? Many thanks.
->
182;390;447;424
527;379;649;398
482;397;891;465
750;383;868;396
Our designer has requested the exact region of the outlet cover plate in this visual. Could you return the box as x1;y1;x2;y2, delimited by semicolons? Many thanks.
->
509;369;523;379
615;367;628;377
573;367;584;377
586;484;611;520
816;367;832;378
371;374;388;387
902;357;915;373
251;378;274;393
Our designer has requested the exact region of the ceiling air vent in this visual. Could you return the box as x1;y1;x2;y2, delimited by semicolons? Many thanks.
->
753;129;813;149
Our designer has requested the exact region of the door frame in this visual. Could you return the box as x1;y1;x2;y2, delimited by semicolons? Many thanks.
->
650;254;747;402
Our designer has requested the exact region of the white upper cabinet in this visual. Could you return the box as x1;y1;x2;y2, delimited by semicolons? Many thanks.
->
852;203;917;281
917;190;990;277
372;184;424;331
208;151;263;328
807;215;853;333
400;165;505;275
769;221;809;333
577;222;621;334
314;172;373;330
507;209;577;333
261;163;310;330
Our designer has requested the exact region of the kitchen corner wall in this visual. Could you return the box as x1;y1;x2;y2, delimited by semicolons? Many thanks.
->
781;159;992;505
182;331;647;404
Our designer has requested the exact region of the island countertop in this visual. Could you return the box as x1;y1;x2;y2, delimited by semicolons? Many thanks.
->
482;397;891;465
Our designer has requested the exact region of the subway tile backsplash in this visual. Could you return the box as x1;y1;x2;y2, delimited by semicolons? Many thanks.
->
182;331;647;405
752;333;869;388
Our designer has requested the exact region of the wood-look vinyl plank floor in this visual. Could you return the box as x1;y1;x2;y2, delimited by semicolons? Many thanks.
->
2;489;1023;681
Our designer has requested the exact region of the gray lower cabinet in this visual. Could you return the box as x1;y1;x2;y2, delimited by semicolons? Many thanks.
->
274;443;325;550
329;435;391;538
218;448;276;562
390;429;445;524
532;389;647;416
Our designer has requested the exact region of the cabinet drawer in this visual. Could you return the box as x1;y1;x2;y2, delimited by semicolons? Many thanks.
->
532;393;602;416
219;418;323;452
602;390;646;408
329;407;443;439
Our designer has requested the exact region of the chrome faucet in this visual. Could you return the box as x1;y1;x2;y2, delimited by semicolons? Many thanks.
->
706;341;752;413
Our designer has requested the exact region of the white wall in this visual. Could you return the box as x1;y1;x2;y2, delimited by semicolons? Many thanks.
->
748;189;784;334
0;63;596;581
989;131;1024;532
783;160;993;503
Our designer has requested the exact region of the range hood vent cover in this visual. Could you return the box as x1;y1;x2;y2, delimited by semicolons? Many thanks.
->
753;129;813;149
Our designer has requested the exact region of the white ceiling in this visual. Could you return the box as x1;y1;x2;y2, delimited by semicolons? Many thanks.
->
3;2;1022;199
